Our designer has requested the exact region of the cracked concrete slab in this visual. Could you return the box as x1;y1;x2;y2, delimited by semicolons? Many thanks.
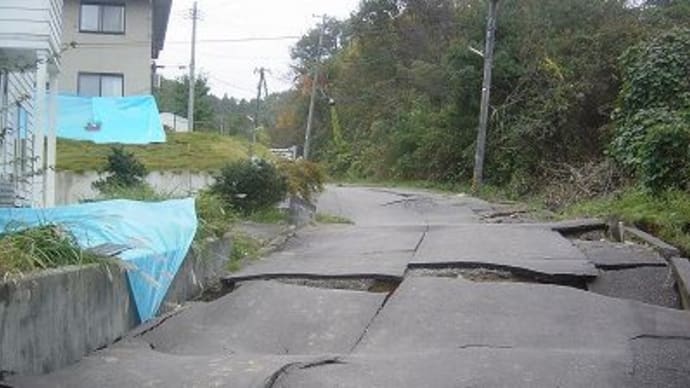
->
140;281;386;356
354;277;690;354
6;339;335;388
316;185;486;226
274;349;640;388
574;240;667;269
225;226;425;281
282;225;426;255
411;224;597;278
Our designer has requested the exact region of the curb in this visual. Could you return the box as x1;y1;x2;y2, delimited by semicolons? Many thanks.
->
623;226;681;259
670;257;690;310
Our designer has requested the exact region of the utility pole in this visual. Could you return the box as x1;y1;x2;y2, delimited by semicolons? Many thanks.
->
303;15;327;161
250;67;268;157
187;1;199;132
472;0;499;191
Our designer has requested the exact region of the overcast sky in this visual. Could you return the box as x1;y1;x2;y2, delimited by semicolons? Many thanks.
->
157;0;360;100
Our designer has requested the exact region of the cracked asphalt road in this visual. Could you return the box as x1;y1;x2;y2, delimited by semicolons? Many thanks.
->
9;186;690;387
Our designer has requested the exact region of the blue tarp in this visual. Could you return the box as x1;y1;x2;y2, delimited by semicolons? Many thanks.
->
57;95;166;144
0;199;197;321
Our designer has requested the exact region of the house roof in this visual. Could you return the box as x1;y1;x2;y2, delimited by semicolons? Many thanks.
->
152;0;172;59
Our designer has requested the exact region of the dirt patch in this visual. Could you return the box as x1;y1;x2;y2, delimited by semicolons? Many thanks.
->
267;278;400;293
198;281;237;301
408;268;534;283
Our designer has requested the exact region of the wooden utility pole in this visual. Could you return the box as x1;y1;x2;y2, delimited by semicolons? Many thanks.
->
472;0;499;191
303;15;327;161
187;1;199;132
250;67;268;156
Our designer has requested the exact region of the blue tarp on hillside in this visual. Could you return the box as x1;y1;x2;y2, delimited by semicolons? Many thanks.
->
57;95;166;144
0;199;197;321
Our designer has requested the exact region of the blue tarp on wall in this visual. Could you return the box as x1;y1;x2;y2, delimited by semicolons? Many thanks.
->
0;199;197;321
57;95;166;144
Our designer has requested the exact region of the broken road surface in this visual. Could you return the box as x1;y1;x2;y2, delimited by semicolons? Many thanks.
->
9;186;690;387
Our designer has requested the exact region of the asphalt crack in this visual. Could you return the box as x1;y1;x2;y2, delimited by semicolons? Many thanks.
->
457;344;514;350
629;334;690;341
129;305;191;339
348;284;399;353
413;225;430;255
263;357;343;388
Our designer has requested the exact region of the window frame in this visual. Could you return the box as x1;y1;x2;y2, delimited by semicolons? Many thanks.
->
78;2;126;35
77;72;125;97
15;103;30;179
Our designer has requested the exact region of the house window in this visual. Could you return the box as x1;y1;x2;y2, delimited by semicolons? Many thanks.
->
78;73;124;97
80;2;125;34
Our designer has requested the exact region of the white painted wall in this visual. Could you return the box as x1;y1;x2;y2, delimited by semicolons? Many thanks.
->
58;0;152;96
160;112;189;133
0;0;63;55
56;170;216;205
0;0;62;207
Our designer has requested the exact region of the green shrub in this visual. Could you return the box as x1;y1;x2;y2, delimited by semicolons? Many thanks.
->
617;28;690;114
278;159;326;202
210;159;287;214
93;147;148;192
609;108;684;171
639;122;690;193
610;28;690;190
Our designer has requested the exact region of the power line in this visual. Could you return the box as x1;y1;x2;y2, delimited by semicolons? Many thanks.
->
72;17;465;49
207;75;256;95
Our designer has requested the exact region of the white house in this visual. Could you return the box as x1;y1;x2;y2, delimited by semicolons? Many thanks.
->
58;0;172;97
0;0;63;207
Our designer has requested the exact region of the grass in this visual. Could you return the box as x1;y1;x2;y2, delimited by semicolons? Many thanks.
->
561;188;690;256
93;184;172;202
247;207;289;224
195;190;239;242
57;132;272;173
0;226;103;278
228;232;261;272
315;212;354;224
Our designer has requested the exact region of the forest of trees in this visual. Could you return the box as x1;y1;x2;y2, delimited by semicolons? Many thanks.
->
153;0;689;203
268;0;689;202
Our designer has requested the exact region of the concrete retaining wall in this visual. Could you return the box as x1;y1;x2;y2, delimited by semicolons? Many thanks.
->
159;236;233;315
56;171;215;205
0;236;232;377
0;263;137;376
